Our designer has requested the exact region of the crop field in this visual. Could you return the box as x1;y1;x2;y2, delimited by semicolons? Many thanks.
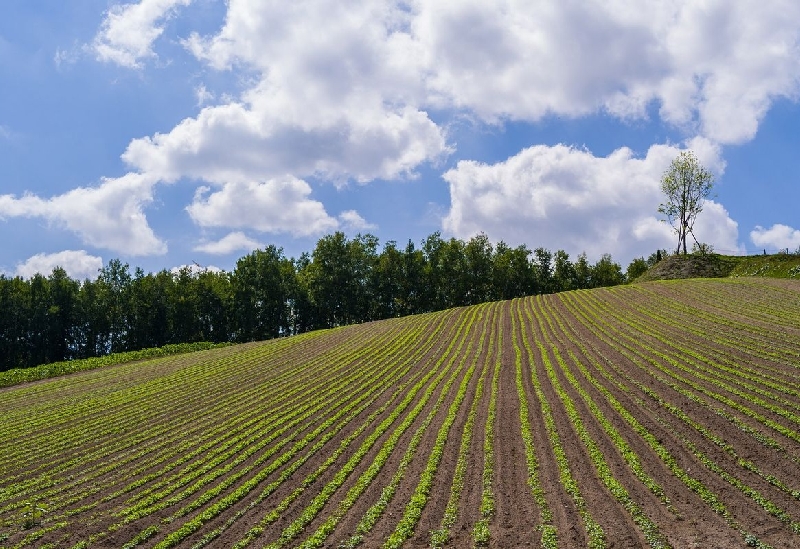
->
1;278;800;548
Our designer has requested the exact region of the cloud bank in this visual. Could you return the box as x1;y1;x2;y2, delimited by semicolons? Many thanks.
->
751;224;800;251
17;0;800;262
442;139;740;262
91;0;193;68
0;173;166;256
15;250;103;280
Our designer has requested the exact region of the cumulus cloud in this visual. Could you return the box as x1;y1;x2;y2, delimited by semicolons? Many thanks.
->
413;0;800;144
73;0;800;257
194;84;214;107
91;0;193;68
338;210;376;231
170;263;223;275
186;177;339;237
114;0;800;205
0;173;166;255
194;231;263;255
119;1;450;187
751;224;800;251
15;250;103;280
122;101;447;185
442;140;740;263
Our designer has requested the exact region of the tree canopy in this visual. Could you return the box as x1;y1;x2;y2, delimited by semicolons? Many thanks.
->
0;232;631;371
658;150;714;255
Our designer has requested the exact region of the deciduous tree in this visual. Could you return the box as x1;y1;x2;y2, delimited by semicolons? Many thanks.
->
658;151;714;255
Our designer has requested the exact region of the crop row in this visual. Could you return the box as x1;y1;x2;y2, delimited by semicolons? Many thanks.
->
1;310;456;539
558;283;799;545
104;311;457;548
156;307;468;549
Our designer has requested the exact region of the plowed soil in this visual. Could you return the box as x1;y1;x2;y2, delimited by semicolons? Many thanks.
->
1;278;799;549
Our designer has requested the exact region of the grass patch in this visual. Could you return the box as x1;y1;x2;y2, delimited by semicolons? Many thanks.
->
0;342;231;388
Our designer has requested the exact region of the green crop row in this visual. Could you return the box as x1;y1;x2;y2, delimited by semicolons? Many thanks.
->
386;304;497;549
567;290;800;450
2;330;368;528
516;298;602;547
335;305;496;549
4;312;438;548
531;301;675;548
0;337;315;487
472;311;502;548
231;306;478;548
170;312;448;545
189;312;460;548
144;312;456;549
586;289;800;420
2;338;352;519
510;299;557;549
0;342;232;389
627;283;800;363
525;299;669;548
123;323;409;523
248;307;481;549
559;290;782;547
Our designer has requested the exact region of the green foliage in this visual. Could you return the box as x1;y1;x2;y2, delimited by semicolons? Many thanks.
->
471;520;490;546
691;242;714;255
20;502;45;529
122;525;159;549
730;254;800;278
0;342;230;388
625;257;649;282
658;150;715;254
591;253;625;287
1;233;631;378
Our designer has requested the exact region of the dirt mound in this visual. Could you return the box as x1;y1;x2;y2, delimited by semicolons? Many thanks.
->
637;254;740;281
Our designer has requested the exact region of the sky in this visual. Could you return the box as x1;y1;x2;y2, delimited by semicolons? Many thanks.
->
2;0;800;280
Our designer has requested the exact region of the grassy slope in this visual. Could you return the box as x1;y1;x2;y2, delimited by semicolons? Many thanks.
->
0;342;232;389
637;253;800;282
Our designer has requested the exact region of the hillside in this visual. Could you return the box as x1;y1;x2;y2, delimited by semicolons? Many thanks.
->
638;253;800;282
1;278;800;548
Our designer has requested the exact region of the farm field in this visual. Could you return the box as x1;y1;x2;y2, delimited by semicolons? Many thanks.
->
1;278;800;548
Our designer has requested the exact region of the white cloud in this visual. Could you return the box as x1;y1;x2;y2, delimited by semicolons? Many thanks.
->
194;231;263;255
442;140;739;263
122;101;447;185
339;210;376;232
0;125;12;140
692;202;745;255
186;177;339;237
16;250;103;280
195;84;214;107
65;0;800;263
54;45;80;70
115;0;800;201
751;224;800;251
170;263;223;275
0;173;166;256
413;0;800;144
120;1;449;187
91;0;193;68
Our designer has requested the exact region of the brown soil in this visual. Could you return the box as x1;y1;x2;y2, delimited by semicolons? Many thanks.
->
1;280;799;548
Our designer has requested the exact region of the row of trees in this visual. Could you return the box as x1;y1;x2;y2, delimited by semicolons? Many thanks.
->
0;232;645;371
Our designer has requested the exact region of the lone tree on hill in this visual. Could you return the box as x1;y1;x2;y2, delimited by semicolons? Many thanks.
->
658;150;714;255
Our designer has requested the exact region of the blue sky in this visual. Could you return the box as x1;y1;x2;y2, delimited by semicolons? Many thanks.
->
2;0;800;280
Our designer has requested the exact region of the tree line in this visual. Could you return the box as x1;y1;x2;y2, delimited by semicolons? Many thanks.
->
0;231;649;372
